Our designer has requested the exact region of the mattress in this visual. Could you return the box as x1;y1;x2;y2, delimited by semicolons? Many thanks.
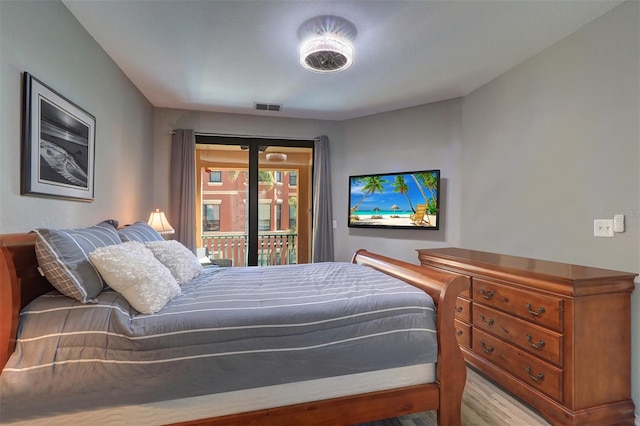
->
3;364;436;425
0;262;438;422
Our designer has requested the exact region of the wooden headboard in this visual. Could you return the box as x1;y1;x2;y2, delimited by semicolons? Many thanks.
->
0;233;55;369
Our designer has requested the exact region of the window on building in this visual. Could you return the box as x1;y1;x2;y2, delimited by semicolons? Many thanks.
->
258;203;271;231
276;204;282;230
208;171;222;183
289;203;296;230
275;171;282;183
289;171;297;186
203;204;221;231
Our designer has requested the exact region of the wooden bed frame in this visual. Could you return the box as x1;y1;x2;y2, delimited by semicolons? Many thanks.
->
0;233;469;426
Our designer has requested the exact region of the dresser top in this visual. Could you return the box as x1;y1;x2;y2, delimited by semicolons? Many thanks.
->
417;247;637;282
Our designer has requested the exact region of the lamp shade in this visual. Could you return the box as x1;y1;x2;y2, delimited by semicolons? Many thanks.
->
148;209;175;235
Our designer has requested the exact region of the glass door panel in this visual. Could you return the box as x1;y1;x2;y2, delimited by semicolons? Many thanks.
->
196;139;312;267
258;147;311;266
197;144;249;266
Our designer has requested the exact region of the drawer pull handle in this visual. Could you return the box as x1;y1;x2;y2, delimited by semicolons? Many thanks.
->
456;330;464;336
525;303;545;317
480;341;494;354
480;315;494;326
525;365;545;383
526;334;546;350
455;306;464;313
480;289;495;299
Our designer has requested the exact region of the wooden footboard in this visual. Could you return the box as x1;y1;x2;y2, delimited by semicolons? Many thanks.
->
352;249;470;426
0;235;469;426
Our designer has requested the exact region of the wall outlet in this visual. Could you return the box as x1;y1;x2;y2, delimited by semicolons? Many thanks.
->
593;219;614;237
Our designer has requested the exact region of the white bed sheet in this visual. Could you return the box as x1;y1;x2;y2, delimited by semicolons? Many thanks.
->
6;363;435;425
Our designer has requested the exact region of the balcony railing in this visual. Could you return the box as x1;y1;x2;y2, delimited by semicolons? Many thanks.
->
201;232;297;267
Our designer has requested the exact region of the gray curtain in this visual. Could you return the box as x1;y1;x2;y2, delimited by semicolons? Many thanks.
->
169;129;196;252
312;135;334;262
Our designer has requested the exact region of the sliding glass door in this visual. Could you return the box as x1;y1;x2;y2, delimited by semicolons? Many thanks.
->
195;136;313;267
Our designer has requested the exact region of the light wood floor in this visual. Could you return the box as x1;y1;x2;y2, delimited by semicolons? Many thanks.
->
358;367;551;426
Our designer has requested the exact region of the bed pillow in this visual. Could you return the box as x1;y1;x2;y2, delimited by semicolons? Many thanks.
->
145;240;203;284
89;241;181;314
33;220;121;303
118;221;164;243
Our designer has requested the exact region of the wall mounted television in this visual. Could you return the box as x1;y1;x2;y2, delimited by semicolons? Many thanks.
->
348;169;440;230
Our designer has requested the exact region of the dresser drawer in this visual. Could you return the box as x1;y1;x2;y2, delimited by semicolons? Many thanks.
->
473;329;562;402
454;297;471;323
473;304;562;366
472;278;563;331
454;319;471;348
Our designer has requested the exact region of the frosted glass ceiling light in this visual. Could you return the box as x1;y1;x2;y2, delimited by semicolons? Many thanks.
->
266;152;287;162
300;36;353;73
298;15;357;74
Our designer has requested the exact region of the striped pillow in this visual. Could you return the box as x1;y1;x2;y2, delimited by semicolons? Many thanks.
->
33;221;121;303
118;221;164;243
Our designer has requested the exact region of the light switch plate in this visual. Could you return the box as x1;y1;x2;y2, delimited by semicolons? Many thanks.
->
594;219;614;237
613;214;624;233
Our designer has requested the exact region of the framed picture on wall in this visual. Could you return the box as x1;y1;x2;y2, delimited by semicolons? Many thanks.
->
21;72;95;202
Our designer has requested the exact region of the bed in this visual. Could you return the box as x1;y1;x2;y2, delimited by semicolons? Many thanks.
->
0;231;469;426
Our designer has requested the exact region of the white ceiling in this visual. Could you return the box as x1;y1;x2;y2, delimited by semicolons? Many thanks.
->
62;0;622;121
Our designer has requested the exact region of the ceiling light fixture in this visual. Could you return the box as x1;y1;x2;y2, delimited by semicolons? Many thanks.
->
300;36;353;73
298;15;357;74
265;152;287;162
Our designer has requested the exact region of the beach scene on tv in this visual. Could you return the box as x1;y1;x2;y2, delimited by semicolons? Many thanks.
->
349;171;439;228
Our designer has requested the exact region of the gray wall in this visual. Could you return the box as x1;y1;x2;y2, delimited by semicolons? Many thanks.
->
0;0;154;232
460;0;639;411
334;99;463;263
151;107;340;213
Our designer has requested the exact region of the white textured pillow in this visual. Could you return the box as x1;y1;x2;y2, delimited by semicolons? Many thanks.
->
145;240;203;284
89;241;181;314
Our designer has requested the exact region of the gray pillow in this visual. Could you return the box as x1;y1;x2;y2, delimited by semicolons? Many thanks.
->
33;220;121;303
118;221;164;243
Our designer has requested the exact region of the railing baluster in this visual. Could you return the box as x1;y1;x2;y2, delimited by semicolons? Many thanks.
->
273;235;277;266
287;235;292;265
201;232;298;267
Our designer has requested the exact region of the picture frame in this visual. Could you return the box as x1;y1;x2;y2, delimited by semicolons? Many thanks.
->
21;72;95;202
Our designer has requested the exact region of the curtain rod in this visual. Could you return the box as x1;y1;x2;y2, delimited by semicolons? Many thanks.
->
168;130;315;141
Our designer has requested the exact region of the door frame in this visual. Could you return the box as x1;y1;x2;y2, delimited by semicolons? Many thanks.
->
195;135;314;266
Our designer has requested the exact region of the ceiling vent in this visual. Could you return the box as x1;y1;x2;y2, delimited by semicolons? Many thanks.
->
255;103;281;112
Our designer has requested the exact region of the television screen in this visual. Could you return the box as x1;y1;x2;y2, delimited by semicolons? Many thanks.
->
348;169;440;230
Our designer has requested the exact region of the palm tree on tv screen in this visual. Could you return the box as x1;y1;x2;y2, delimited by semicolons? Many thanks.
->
350;176;386;214
391;175;415;213
411;172;438;214
419;172;439;214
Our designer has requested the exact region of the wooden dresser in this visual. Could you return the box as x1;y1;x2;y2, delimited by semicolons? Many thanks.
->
417;247;636;425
